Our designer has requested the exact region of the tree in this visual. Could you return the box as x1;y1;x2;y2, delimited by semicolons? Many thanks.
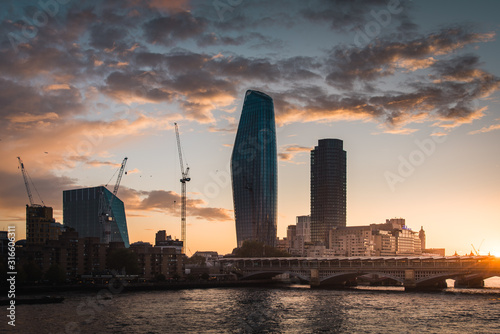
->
107;248;139;275
233;240;290;258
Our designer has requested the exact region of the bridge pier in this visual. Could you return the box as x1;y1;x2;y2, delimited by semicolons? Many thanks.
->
403;270;447;291
454;278;484;288
310;269;320;288
403;270;417;291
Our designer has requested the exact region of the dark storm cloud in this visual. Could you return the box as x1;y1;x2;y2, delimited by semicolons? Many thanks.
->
300;0;410;32
205;56;281;82
0;78;84;126
0;0;497;133
196;33;247;47
326;27;495;90
142;12;207;46
278;56;322;81
101;70;173;103
0;40;95;81
162;71;236;98
274;55;500;128
89;24;129;50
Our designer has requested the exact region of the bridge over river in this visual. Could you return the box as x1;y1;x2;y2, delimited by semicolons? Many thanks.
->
220;256;500;290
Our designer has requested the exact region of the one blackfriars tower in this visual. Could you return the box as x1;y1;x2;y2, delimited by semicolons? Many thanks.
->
231;90;277;247
311;139;346;245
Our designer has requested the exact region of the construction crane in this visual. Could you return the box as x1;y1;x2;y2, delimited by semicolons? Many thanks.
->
17;156;44;207
471;239;485;256
99;157;128;244
175;123;190;254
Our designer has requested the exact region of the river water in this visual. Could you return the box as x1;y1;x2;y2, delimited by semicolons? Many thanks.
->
6;278;500;333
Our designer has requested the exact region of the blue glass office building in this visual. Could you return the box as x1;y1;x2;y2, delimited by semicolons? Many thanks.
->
231;90;277;247
63;186;130;247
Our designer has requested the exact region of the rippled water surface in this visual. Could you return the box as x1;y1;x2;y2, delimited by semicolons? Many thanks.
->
6;279;500;333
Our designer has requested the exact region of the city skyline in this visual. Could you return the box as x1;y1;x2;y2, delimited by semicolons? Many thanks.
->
1;1;500;256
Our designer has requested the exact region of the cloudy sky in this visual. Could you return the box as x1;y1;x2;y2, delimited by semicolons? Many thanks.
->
1;0;499;256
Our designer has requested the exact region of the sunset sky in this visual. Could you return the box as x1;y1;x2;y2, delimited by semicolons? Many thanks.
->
1;0;499;256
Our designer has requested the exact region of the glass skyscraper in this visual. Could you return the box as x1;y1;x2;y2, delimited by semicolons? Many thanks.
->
231;90;277;247
63;186;130;247
311;139;346;245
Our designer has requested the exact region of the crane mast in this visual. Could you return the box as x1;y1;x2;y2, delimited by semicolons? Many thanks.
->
100;157;128;244
175;123;190;254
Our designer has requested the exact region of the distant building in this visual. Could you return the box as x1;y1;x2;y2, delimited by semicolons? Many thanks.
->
329;225;373;257
328;219;422;257
279;216;312;256
422;248;446;256
63;186;130;247
231;90;277;247
26;205;62;246
155;230;183;254
386;218;406;226
286;215;311;256
296;216;311;244
276;238;288;252
287;225;297;249
372;230;396;256
193;251;219;266
311;139;346;245
306;245;337;257
419;226;426;250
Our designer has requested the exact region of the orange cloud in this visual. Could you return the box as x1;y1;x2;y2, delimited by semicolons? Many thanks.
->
279;144;313;162
44;84;71;91
119;188;232;221
468;123;500;135
7;112;59;123
126;168;141;174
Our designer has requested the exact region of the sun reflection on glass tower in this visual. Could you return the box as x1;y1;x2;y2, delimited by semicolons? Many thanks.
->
311;139;346;245
231;90;277;247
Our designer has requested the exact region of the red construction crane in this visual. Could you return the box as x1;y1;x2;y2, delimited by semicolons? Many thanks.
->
175;123;190;254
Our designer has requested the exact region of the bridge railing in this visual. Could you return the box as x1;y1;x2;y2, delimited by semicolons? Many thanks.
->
220;256;499;272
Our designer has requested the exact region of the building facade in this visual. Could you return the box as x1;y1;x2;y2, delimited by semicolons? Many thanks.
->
231;90;277;247
296;215;311;256
130;242;184;280
26;205;62;246
328;219;422;257
155;230;183;254
63;186;130;247
329;226;373;257
311;139;346;245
